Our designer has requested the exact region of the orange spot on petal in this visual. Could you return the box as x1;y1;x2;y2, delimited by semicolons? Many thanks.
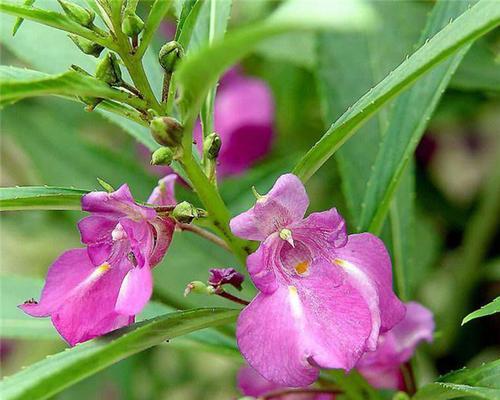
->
294;261;309;275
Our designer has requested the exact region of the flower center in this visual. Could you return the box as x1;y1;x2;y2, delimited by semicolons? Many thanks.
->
111;223;127;241
280;241;312;277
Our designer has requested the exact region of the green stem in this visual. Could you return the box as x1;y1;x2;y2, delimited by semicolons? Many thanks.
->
107;2;162;113
181;152;251;266
122;55;162;112
97;100;148;124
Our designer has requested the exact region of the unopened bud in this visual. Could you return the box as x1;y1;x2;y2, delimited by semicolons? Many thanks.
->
96;53;122;86
58;0;95;28
158;41;184;73
68;34;103;57
150;116;183;147
122;13;144;37
184;281;215;297
393;393;410;400
151;147;174;166
172;201;199;224
203;132;221;160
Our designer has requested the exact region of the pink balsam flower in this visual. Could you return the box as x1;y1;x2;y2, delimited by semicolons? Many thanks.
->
20;178;177;346
230;174;405;387
195;68;274;177
238;365;334;399
356;302;434;390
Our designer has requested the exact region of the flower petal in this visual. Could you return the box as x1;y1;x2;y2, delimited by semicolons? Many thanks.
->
82;184;155;220
237;365;283;398
115;265;153;316
19;249;96;318
147;174;177;206
237;287;319;387
78;215;116;245
230;174;309;240
119;219;155;268
20;249;133;346
148;217;175;267
246;235;281;294
237;260;373;387
295;208;348;254
356;302;434;390
334;233;406;333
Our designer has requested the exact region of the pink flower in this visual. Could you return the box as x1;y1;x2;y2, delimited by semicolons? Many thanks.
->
238;365;334;399
20;178;177;346
230;174;405;387
194;68;274;177
356;302;434;390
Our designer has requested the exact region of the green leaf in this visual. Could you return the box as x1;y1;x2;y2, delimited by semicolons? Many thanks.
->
176;0;377;126
357;0;475;234
11;0;35;35
0;6;158;151
462;296;500;325
0;307;239;400
175;0;203;49
0;186;88;211
293;0;500;182
136;0;174;58
0;275;239;360
316;0;427;226
414;360;500;400
0;66;147;109
0;0;114;49
1;99;157;194
451;38;500;92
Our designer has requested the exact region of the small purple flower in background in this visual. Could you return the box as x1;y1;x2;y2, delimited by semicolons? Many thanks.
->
356;302;434;390
20;177;177;346
194;67;274;177
238;365;334;399
208;267;244;291
230;174;405;387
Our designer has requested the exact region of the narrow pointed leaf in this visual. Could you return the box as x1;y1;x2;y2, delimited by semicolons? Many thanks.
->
358;0;474;234
0;66;147;109
0;186;88;211
0;308;239;400
414;360;500;400
293;0;500;182
462;296;500;325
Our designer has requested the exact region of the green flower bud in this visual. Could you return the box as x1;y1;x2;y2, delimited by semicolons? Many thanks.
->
68;34;104;57
158;41;184;73
172;201;199;224
151;147;174;166
393;392;410;400
184;281;215;297
203;132;222;160
95;53;122;86
58;0;95;28
122;13;144;37
150;116;183;148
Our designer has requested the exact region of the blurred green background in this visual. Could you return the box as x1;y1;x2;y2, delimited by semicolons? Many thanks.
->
1;0;499;399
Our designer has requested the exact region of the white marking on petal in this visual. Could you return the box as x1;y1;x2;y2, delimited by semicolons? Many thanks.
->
335;258;381;350
288;286;303;319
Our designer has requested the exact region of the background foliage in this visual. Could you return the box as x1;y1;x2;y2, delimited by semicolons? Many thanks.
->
0;0;499;399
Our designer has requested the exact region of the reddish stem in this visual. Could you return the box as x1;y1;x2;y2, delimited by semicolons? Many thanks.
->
215;289;249;306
